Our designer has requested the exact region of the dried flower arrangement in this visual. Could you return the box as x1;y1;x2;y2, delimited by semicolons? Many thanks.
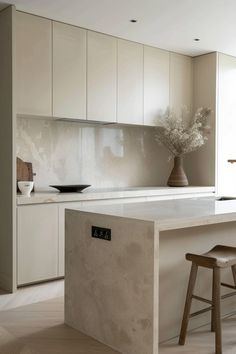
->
155;107;211;157
155;107;211;186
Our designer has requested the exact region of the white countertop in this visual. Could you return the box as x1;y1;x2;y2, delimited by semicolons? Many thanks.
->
72;197;236;231
17;186;215;205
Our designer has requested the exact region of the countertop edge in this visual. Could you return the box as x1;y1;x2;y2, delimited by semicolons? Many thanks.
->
65;208;236;232
17;186;215;205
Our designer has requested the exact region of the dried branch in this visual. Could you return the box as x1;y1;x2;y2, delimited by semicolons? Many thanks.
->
155;107;211;157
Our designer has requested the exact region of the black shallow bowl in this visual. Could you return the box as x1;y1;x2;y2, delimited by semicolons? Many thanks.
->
50;184;91;193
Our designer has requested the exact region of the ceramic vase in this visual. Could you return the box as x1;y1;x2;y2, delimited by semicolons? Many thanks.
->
167;156;188;187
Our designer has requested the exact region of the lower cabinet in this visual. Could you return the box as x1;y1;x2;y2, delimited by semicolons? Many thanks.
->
17;198;149;285
17;204;59;285
17;202;83;285
17;197;158;285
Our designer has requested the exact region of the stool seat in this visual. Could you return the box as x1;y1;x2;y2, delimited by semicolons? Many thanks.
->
186;245;236;268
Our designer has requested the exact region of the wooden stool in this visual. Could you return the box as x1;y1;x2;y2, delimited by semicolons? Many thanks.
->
179;245;236;354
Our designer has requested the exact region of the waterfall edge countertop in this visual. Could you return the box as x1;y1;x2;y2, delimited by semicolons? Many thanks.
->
65;196;236;354
69;196;236;231
17;185;214;205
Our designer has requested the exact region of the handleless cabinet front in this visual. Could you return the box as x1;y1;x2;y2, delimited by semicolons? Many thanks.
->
117;39;144;125
144;46;169;126
87;31;117;122
16;12;52;116
169;53;193;116
17;204;58;285
53;22;86;119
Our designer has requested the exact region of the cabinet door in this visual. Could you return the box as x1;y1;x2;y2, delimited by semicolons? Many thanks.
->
117;39;143;125
17;205;58;285
217;53;236;195
144;46;169;126
53;22;86;119
87;31;117;122
169;53;193;117
16;12;52;116
58;202;83;277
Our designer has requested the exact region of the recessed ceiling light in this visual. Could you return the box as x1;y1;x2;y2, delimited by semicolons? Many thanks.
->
130;19;137;23
194;38;200;41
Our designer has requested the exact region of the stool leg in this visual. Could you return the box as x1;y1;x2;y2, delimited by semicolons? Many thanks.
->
179;262;198;345
231;265;236;287
211;269;215;332
213;267;222;354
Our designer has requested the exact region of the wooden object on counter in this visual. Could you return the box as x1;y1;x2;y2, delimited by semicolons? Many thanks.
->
17;157;34;192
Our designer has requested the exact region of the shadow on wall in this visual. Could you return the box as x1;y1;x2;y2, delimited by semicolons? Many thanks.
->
16;117;172;190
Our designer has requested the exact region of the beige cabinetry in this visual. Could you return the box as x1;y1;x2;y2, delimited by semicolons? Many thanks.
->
184;53;216;187
17;204;58;285
16;187;213;285
87;31;117;122
144;46;169;126
53;22;86;119
15;11;194;126
16;12;52;116
170;53;193;116
117;39;144;124
217;53;236;195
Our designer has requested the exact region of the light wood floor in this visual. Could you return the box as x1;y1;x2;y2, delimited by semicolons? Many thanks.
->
1;282;236;353
0;296;120;354
160;314;236;354
0;279;64;311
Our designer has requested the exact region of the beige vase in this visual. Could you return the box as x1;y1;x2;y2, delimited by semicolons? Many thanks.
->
167;156;188;187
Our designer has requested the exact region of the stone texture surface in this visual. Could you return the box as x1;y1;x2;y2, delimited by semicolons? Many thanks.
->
16;186;215;205
65;210;157;354
16;117;171;190
65;202;236;354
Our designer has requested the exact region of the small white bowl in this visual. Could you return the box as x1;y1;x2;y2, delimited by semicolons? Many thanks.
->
18;181;34;197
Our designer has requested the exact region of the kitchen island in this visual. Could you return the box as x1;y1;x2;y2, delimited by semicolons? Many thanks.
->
65;197;236;354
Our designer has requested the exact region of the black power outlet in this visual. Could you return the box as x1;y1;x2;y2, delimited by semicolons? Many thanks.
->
91;226;111;241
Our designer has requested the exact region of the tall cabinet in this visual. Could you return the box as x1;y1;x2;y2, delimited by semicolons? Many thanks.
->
53;22;86;119
170;53;193;116
16;12;52;116
117;39;144;125
185;53;217;187
87;31;117;122
144;46;169;126
217;53;236;195
0;6;16;293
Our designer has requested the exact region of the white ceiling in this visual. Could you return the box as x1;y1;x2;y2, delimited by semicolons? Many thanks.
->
1;0;236;57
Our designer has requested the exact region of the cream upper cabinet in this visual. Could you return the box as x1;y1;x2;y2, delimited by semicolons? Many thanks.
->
87;31;117;122
53;22;86;119
144;46;170;126
169;53;193;117
117;39;144;125
16;12;52;116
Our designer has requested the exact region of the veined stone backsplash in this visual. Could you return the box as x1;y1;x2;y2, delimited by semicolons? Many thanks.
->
16;117;171;191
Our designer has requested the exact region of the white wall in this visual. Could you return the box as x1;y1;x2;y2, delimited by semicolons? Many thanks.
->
16;117;172;190
217;53;236;195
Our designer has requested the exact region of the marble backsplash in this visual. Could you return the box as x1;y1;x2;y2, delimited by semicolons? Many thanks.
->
16;117;172;191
